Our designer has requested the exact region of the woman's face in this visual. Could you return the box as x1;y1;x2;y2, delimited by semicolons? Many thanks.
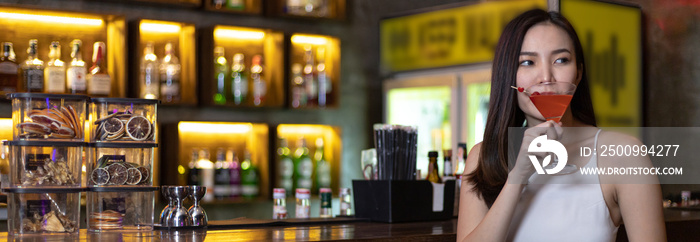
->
516;22;581;121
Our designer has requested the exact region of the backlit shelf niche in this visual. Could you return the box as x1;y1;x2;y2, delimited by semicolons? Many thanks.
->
200;26;284;108
160;121;270;198
288;33;341;109
129;19;197;105
276;124;341;193
0;7;127;97
205;0;262;14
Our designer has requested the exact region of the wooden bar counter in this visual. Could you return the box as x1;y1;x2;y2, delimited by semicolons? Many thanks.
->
0;219;458;241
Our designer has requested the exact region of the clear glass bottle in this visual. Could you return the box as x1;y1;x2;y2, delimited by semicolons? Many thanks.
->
66;39;87;94
290;63;306;108
272;188;287;219
240;150;260;199
293;138;313;190
251;55;266;106
230;53;247;105
140;42;159;99
443;149;453;177
316;47;330;107
295;188;310;219
21;39;44;92
303;46;317;106
319;187;332;218
197;148;215;202
228;148;242;198
213;0;225;9
187;148;200;186
213;47;228;105
87;41;111;97
339;187;352;216
427;151;442;183
214;148;231;200
160;42;181;103
0;42;18;94
278;138;294;196
314;137;331;191
45;41;66;94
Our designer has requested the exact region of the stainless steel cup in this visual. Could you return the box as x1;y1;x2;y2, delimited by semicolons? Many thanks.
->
188;186;208;226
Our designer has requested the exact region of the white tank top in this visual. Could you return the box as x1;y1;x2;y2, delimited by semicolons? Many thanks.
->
506;129;619;242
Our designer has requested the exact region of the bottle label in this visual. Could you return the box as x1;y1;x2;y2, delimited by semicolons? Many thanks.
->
296;204;310;218
232;75;248;98
279;158;294;178
253;79;266;98
25;69;43;90
444;160;453;176
67;67;86;91
298;178;312;189
298;158;313;177
214;185;231;197
317;161;331;188
88;74;111;95
45;67;66;93
273;205;287;219
0;62;17;74
320;192;332;209
305;76;317;99
231;184;242;197
242;184;258;196
161;82;180;96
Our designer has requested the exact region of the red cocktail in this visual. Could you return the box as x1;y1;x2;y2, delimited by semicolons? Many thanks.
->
526;82;576;123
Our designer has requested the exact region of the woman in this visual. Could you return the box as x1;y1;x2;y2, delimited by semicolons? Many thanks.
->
456;9;665;242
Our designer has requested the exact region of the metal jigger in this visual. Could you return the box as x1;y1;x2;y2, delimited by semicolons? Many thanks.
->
167;186;193;227
160;186;174;225
188;186;208;226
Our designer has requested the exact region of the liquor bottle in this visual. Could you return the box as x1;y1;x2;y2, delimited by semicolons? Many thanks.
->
240;150;260;199
213;0;225;9
290;63;306;108
87;42;111;97
314;137;331;192
230;53;247;105
160;43;181;103
140;42;159;99
251;55;266;106
0;42;18;94
427;151;442;183
228;148;242;198
293;138;313;190
227;0;245;10
66;40;87;94
316;47;331;107
214;148;231;200
45;41;66;94
277;138;294;196
443;149;453;177
213;47;228;105
187;148;200;186
302;46;317;106
197;148;215;202
20;39;44;92
286;0;304;15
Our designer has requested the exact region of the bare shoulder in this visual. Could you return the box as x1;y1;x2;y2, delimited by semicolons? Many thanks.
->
462;142;482;177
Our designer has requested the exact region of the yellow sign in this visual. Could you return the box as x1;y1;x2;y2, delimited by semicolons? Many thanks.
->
561;0;642;129
380;0;546;73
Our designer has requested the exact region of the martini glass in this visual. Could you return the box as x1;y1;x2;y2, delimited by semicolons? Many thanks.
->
526;82;577;175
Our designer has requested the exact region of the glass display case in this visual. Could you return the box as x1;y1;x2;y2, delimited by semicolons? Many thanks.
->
288;34;341;109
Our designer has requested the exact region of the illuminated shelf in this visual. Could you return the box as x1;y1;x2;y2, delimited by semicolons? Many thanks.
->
129;19;197;105
288;33;341;109
204;0;262;15
161;121;270;198
200;26;285;108
267;0;346;20
275;124;342;193
0;7;127;97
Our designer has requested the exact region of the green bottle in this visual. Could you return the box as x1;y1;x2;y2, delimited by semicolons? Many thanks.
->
293;138;313;191
213;47;228;105
314;137;331;193
278;138;294;196
240;150;259;199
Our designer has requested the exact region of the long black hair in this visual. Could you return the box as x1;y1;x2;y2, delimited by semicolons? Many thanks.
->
467;9;597;208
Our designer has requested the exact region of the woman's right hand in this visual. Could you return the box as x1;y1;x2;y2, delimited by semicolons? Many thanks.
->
508;120;563;184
